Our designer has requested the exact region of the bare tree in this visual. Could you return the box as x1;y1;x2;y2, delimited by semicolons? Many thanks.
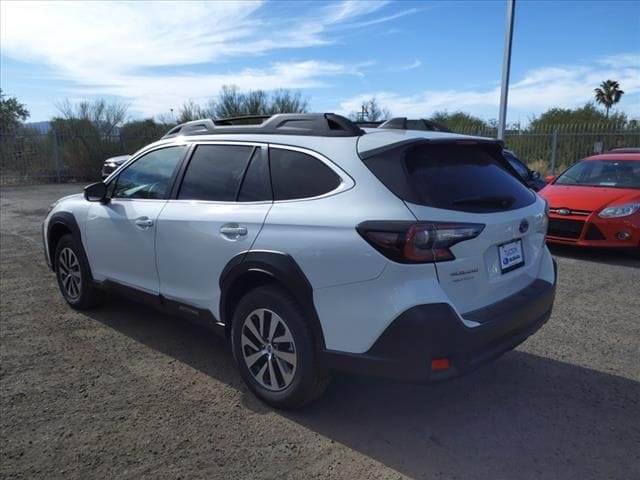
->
268;89;308;114
215;85;246;118
167;86;310;123
350;97;391;122
176;100;206;123
213;85;308;118
56;98;128;136
155;112;176;126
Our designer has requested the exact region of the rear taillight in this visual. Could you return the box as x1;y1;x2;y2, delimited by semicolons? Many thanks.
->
357;221;485;263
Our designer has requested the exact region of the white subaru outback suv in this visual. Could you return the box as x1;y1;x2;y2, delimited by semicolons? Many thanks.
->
43;113;557;408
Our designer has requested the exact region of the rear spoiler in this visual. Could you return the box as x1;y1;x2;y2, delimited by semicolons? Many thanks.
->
358;137;504;160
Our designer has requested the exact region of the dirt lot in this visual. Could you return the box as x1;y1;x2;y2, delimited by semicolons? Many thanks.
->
1;183;639;480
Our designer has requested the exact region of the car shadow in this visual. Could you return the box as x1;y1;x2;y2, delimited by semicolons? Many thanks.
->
549;243;639;268
86;299;640;480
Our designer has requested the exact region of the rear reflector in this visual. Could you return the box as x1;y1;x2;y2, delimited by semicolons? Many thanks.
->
431;358;450;371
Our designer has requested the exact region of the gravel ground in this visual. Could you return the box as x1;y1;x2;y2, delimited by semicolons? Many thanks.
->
1;183;639;480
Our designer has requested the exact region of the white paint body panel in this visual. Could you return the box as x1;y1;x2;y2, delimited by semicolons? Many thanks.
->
156;200;271;318
405;196;549;313
252;141;415;289
85;199;166;293
314;241;555;353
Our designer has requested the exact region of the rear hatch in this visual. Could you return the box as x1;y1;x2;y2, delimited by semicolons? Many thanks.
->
358;136;547;314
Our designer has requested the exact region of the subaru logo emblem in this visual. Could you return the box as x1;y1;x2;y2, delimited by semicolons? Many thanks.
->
519;219;529;234
557;208;570;215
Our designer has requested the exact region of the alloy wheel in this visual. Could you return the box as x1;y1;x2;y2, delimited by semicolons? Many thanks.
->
240;308;297;391
58;247;81;300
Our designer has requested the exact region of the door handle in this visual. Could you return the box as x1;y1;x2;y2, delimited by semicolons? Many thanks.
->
135;217;154;228
220;224;248;239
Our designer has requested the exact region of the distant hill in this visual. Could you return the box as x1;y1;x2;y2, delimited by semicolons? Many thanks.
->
23;121;121;137
24;121;50;133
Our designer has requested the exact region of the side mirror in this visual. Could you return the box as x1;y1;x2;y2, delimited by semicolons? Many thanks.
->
531;171;541;180
84;182;108;203
544;175;556;184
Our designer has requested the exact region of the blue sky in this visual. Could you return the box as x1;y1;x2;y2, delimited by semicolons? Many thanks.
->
1;0;639;123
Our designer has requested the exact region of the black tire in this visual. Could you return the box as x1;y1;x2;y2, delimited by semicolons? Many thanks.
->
231;285;330;409
54;234;104;310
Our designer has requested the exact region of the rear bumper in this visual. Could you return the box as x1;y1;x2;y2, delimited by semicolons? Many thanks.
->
322;261;557;382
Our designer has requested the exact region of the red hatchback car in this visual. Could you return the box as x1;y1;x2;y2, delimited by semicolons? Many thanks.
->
539;153;640;250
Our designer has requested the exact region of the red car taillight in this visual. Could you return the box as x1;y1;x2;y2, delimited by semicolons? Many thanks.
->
357;221;485;263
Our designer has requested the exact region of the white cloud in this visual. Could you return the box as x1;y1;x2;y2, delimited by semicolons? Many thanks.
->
70;61;362;116
597;53;640;68
339;7;420;29
0;0;393;116
339;56;640;121
324;0;389;24
388;60;422;72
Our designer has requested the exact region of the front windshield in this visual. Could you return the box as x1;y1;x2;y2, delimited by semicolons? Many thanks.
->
555;159;640;189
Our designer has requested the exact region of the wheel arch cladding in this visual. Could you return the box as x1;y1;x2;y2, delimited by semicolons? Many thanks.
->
47;212;92;280
219;251;326;349
47;212;82;267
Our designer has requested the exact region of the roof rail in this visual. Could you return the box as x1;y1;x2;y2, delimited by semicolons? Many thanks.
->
161;113;364;139
378;117;451;133
213;115;272;126
354;120;384;128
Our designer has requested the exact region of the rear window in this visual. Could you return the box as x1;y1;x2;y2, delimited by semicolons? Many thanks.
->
362;142;535;212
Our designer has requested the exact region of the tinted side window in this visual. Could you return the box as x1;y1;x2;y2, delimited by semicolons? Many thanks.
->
178;145;253;201
113;146;186;199
270;148;341;201
238;149;272;202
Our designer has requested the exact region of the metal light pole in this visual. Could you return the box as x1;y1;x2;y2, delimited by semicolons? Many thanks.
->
497;0;515;140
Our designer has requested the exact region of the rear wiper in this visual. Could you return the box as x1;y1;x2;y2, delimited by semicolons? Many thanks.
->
452;195;516;208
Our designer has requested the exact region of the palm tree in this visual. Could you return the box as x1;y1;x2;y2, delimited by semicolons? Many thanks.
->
594;80;624;118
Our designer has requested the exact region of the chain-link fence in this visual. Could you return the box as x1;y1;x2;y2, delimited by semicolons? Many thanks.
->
0;124;161;185
1;122;639;185
453;122;640;175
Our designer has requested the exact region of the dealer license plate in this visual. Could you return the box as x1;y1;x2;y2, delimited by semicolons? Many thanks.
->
499;239;525;274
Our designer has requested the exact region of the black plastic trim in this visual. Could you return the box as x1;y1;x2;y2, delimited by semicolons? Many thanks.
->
547;218;585;239
463;278;552;324
46;212;84;271
97;280;225;336
358;136;504;160
162;113;365;139
322;272;556;382
219;251;325;348
233;146;260;200
585;223;606;240
378;117;452;132
168;143;198;199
